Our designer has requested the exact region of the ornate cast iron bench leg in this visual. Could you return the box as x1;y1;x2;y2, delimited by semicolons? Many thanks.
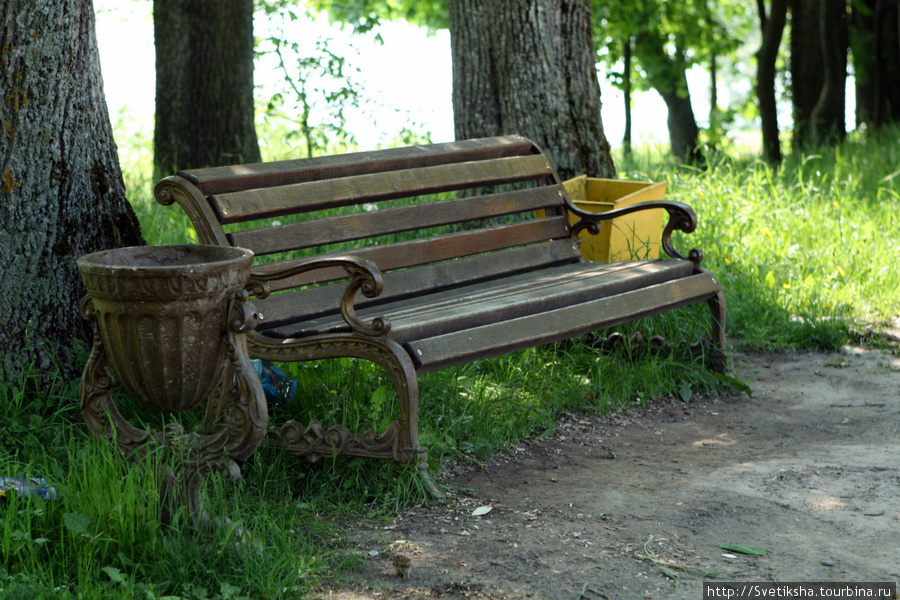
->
254;334;442;499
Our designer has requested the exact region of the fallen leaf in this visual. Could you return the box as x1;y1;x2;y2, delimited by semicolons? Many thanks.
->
720;544;767;556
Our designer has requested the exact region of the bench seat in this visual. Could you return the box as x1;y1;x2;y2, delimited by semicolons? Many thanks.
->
258;258;712;371
155;135;726;497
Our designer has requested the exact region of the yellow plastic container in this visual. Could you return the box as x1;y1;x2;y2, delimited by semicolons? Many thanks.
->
562;176;666;262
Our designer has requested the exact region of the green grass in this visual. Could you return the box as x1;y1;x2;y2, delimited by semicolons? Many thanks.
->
667;130;900;349
4;124;898;598
0;375;358;599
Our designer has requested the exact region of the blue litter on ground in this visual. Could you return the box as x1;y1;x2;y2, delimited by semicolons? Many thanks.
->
251;359;297;405
0;477;58;500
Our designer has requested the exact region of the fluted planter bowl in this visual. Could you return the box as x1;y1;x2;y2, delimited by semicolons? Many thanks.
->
77;244;254;414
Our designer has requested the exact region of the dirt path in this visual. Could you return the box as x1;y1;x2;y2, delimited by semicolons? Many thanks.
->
315;348;900;599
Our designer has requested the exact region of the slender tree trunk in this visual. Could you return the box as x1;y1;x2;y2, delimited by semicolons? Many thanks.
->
633;32;704;165
0;0;144;384
448;0;615;180
757;0;789;163
154;0;260;174
758;0;769;30
710;54;718;125
704;0;720;149
707;53;720;151
623;37;633;157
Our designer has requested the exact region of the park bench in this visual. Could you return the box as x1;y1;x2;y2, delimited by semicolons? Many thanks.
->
155;135;726;495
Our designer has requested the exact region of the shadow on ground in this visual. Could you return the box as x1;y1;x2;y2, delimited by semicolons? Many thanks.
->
314;347;900;600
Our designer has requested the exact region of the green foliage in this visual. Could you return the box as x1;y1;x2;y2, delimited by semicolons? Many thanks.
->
594;0;752;84
650;128;900;349
305;0;448;32
257;5;365;157
594;0;757;144
0;379;353;599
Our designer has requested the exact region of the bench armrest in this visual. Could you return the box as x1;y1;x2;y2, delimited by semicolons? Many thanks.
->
248;255;391;337
567;199;704;266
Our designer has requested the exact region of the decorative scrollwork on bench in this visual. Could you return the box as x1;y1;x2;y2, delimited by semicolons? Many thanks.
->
569;199;705;266
249;255;390;336
266;419;411;464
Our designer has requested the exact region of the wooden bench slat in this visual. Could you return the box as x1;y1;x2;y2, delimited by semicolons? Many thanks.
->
210;154;556;223
251;215;573;293
179;135;538;195
155;135;726;490
407;273;722;372
263;260;695;341
370;262;694;342
253;239;585;329
228;187;565;256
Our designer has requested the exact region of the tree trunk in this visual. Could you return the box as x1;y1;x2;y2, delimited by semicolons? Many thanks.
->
0;0;144;384
791;0;847;148
153;0;260;174
757;0;789;163
623;37;633;157
851;0;900;128
790;0;824;149
448;0;615;181
633;32;704;165
808;0;847;146
710;54;718;125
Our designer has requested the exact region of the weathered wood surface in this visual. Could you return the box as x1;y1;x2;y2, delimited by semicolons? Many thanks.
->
227;187;562;256
179;136;540;194
210;154;555;223
155;135;726;496
258;259;694;339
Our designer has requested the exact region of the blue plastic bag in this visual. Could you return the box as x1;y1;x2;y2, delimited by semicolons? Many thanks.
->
251;359;296;405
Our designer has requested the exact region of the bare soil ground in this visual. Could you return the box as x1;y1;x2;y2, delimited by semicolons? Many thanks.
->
314;347;900;600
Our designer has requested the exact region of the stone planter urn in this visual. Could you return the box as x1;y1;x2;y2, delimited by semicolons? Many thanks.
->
77;244;267;530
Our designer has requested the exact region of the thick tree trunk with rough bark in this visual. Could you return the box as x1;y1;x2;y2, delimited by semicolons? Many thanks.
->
757;0;788;163
0;0;144;384
154;0;260;174
448;0;615;181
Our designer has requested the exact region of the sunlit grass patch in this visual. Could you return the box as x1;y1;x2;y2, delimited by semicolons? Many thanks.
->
648;132;900;350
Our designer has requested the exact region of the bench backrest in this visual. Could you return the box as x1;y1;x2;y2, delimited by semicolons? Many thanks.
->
155;135;584;328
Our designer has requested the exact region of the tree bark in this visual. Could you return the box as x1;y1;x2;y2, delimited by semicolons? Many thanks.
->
790;0;824;149
808;0;847;146
659;88;704;165
851;0;900;128
153;0;260;174
0;0;144;384
791;0;847;148
448;0;615;181
623;37;633;157
757;0;789;163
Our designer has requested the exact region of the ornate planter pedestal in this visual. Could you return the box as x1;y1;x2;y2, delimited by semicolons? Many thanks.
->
77;245;267;531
